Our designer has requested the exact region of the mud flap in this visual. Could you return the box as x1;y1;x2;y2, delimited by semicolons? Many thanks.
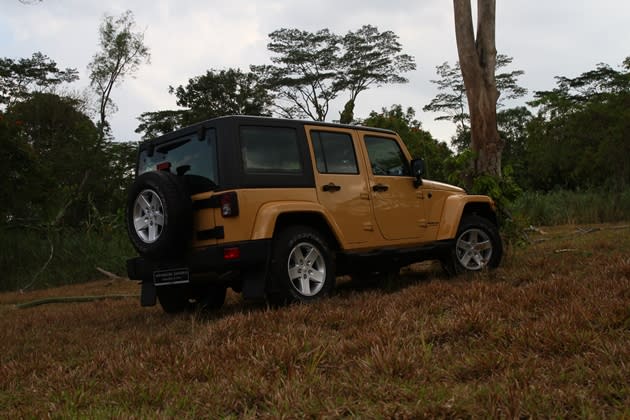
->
241;267;267;300
140;282;157;306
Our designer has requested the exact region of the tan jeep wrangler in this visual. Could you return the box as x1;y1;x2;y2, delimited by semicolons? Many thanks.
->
126;116;502;313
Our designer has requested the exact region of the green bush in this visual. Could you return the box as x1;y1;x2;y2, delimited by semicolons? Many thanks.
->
510;189;630;226
0;227;134;292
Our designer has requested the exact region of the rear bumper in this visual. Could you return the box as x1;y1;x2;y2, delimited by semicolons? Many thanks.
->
127;239;272;282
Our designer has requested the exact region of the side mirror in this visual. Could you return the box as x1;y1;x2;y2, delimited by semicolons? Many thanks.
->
410;158;425;188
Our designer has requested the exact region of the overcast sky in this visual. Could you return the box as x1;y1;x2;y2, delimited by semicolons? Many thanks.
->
2;0;629;143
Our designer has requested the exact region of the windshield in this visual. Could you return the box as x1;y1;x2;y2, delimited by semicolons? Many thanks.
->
138;128;218;193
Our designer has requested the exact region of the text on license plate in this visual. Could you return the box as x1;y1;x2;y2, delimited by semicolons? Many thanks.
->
153;268;190;286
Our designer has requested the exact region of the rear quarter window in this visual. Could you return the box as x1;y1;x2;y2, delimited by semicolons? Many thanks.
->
240;126;302;174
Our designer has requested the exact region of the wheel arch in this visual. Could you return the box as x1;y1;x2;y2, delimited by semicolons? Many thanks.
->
273;212;341;251
436;196;498;240
250;201;342;250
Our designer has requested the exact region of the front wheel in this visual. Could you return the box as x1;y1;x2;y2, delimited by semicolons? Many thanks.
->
443;215;502;276
269;226;335;305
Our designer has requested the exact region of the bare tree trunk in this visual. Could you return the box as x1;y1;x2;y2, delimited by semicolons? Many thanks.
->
453;0;503;177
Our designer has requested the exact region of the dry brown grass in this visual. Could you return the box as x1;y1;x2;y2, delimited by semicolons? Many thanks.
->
1;224;629;418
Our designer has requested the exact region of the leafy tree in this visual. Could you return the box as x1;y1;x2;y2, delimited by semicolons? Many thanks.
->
88;10;150;141
4;92;137;226
423;55;526;152
135;68;273;139
497;106;532;185
362;105;452;181
254;28;340;121
4;93;100;224
135;110;186;140
337;25;416;123
257;26;416;123
423;61;468;132
0;112;35;222
527;58;630;191
0;52;78;108
171;68;273;126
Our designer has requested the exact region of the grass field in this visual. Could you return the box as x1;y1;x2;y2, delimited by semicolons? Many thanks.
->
1;224;629;418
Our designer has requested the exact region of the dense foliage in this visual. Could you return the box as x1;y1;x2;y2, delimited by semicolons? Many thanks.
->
136;69;273;140
525;59;630;191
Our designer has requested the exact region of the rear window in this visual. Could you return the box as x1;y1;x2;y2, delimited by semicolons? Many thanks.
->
138;129;218;191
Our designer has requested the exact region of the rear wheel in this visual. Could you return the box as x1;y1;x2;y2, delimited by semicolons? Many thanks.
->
443;215;502;276
269;226;335;304
194;284;227;311
156;284;227;314
156;286;190;314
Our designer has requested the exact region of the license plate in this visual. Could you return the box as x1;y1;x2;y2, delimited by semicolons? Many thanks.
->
153;268;190;286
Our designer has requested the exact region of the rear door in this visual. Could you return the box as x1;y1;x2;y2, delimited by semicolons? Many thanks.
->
306;126;375;246
138;128;220;248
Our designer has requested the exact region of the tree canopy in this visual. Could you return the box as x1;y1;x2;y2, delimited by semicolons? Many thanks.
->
135;68;273;140
525;59;630;190
423;54;527;152
256;25;416;123
88;10;150;140
171;68;274;126
254;28;340;121
0;52;78;108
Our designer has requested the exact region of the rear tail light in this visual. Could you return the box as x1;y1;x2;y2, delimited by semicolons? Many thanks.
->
156;162;171;171
220;192;239;217
223;247;241;260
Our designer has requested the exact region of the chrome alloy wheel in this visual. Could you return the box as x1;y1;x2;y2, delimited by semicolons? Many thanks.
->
287;241;326;296
455;228;493;270
133;189;165;243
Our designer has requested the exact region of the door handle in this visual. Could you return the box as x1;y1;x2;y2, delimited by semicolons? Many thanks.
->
372;183;389;192
322;182;342;192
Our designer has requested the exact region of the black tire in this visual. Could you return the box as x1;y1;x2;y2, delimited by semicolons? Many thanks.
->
156;285;190;314
194;284;227;311
126;171;192;258
268;226;335;305
442;215;503;276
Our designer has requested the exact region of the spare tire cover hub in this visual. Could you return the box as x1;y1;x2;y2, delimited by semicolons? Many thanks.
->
133;189;165;243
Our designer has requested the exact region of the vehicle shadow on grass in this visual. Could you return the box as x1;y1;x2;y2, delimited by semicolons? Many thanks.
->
336;261;444;297
188;262;445;322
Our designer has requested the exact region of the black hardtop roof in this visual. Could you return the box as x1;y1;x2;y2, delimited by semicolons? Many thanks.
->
139;115;397;149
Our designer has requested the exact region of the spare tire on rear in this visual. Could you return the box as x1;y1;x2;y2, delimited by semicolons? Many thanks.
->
126;171;192;258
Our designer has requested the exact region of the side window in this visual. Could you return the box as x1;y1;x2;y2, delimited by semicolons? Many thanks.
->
311;131;359;174
363;136;410;176
240;126;302;174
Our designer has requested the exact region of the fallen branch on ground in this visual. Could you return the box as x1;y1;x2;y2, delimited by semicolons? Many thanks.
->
15;294;138;309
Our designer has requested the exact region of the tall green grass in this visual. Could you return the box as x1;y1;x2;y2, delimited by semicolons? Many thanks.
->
0;227;133;292
510;189;630;226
